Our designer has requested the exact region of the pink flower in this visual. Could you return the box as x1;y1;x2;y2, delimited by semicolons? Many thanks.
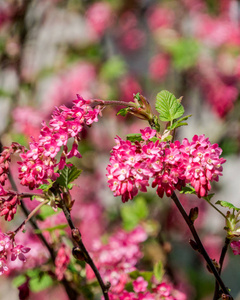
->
133;276;148;293
11;245;31;262
86;2;113;38
0;232;11;252
231;241;240;255
149;54;170;81
0;258;8;275
55;244;70;280
140;127;156;141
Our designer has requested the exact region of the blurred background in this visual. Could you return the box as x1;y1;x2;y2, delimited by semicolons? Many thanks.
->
0;0;240;299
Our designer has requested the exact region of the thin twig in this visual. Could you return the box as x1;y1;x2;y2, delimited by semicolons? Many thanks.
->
213;237;231;300
170;192;232;299
7;169;78;299
60;195;110;300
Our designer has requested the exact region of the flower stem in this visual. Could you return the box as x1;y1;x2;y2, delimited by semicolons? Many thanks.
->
14;199;49;235
60;194;110;300
170;192;232;299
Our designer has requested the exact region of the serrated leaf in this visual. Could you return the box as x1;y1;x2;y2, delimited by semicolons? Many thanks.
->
126;133;143;142
156;90;184;122
56;165;82;189
215;201;240;211
117;108;130;117
153;261;164;282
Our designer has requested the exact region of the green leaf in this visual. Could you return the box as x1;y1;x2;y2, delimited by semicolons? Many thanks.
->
56;165;82;189
29;273;53;292
176;114;192;123
215;201;240;211
121;196;149;231
34;223;67;234
126;133;143;142
100;56;126;80
180;186;196;195
166;38;200;71
129;270;153;283
38;205;61;221
153;261;164;282
117;107;130;117
168;122;188;131
12;275;27;287
156;90;184;122
203;194;215;202
37;179;54;192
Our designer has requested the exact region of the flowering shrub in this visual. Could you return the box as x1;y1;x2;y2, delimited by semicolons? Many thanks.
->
0;88;239;300
0;1;240;299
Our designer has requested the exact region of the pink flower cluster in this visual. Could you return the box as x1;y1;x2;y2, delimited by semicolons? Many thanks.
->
230;241;240;255
0;230;30;276
109;278;186;300
86;226;147;294
0;143;25;221
17;95;100;190
55;244;70;280
107;128;226;202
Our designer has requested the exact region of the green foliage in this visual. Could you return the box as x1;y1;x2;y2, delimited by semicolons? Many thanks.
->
203;194;215;202
153;261;164;282
34;223;68;234
12;275;27;288
155;90;184;122
38;179;54;192
167;38;200;70
129;270;153;283
37;205;61;221
126;133;143;142
180;185;196;195
56;165;82;190
167;114;192;131
13;269;54;292
100;56;126;80
215;200;240;212
117;107;130;117
120;196;149;231
29;273;53;292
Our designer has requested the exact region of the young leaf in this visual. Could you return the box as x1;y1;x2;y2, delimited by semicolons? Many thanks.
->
180;186;196;195
56;165;82;189
156;90;184;122
126;133;143;142
117;108;130;117
153;261;164;282
215;200;240;211
168;122;188;131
